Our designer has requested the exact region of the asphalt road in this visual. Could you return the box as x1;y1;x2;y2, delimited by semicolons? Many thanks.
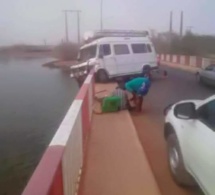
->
131;65;215;195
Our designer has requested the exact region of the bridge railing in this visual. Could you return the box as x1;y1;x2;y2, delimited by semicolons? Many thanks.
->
22;70;94;195
159;54;215;69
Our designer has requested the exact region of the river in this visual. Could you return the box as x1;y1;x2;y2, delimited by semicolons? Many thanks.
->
0;58;79;195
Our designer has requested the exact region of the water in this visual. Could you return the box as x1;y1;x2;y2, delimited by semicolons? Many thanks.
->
0;58;79;195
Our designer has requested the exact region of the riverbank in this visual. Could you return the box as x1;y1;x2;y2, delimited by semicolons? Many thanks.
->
43;60;78;72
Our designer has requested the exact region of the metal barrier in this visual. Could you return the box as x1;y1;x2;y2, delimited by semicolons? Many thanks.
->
22;70;94;195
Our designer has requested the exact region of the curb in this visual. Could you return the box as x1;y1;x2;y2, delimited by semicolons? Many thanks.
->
161;61;200;73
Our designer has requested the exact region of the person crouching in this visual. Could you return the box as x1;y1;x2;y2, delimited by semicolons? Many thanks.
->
125;77;151;112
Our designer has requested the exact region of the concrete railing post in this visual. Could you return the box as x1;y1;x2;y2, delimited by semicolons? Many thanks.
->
189;56;197;67
196;57;203;68
172;55;177;63
180;55;185;65
161;54;164;61
202;58;211;69
166;54;170;62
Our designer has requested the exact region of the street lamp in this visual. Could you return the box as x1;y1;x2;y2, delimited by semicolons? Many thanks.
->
100;0;103;30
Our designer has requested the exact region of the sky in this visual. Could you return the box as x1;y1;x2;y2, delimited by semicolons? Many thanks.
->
0;0;214;46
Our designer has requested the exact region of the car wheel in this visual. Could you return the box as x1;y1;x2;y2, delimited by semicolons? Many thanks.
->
167;134;196;186
96;70;109;83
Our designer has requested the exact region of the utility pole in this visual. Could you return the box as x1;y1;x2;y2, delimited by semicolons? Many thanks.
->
180;11;184;38
63;10;81;45
63;10;69;42
77;10;81;46
169;11;173;34
100;0;103;30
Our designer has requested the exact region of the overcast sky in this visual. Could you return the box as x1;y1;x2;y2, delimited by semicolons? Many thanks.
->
0;0;214;45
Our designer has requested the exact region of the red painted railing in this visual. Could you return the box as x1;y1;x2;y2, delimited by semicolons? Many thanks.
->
159;54;213;68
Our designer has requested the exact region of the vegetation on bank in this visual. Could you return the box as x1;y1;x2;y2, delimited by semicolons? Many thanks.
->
151;31;215;58
53;42;79;61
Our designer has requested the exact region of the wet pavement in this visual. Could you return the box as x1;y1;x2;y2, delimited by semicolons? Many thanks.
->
131;65;215;195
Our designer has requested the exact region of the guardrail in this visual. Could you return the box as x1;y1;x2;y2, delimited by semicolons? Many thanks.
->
159;54;215;69
22;70;94;195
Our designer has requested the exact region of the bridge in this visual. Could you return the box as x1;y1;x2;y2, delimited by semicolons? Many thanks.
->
21;54;211;195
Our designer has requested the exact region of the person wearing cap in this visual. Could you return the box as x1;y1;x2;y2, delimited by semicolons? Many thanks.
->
125;77;151;112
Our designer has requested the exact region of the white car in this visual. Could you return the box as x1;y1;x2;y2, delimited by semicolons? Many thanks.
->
196;64;215;86
164;95;215;195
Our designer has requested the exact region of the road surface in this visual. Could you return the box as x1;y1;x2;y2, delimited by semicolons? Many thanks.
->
131;65;215;195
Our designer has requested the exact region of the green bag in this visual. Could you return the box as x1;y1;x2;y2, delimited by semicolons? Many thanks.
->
102;96;121;113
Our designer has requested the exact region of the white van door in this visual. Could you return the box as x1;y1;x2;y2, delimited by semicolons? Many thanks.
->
113;44;132;75
99;44;118;76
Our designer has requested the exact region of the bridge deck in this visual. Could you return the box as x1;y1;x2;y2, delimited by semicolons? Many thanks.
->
79;83;161;195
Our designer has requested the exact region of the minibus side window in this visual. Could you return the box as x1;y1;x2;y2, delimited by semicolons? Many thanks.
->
131;44;147;54
114;44;130;55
